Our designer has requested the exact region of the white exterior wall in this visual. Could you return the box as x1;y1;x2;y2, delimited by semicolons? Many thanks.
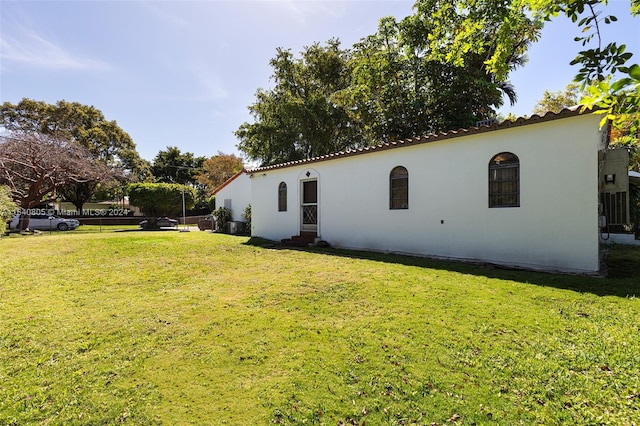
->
215;172;252;222
251;114;604;274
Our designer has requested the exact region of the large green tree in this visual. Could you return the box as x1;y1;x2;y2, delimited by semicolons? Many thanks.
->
0;99;148;174
236;39;365;166
336;11;532;143
150;146;205;185
236;0;637;166
334;17;428;143
236;3;539;165
0;99;150;211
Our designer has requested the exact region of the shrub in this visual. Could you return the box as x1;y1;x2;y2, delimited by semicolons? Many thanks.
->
0;185;17;236
242;204;251;235
127;182;196;217
212;207;231;233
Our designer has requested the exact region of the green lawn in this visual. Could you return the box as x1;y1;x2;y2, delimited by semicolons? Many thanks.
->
1;231;639;425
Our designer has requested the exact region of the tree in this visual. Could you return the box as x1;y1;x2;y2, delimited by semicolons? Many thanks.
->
394;1;537;130
334;17;430;143
236;39;365;166
0;99;151;213
0;131;108;229
127;182;196;227
410;0;543;82
532;83;583;115
0;185;17;236
237;4;538;164
536;0;639;136
196;152;244;191
333;9;531;141
150;146;205;185
426;0;639;133
58;178;122;214
0;99;149;176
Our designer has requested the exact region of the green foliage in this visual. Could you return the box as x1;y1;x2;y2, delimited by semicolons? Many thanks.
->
524;0;640;136
150;146;205;185
236;40;364;166
414;0;639;142
0;98;149;178
560;0;634;82
0;98;151;214
413;0;543;81
127;182;195;217
237;3;539;164
341;12;526;141
0;232;639;424
581;64;640;133
190;189;216;216
242;204;251;235
533;83;583;115
212;206;231;232
0;185;17;235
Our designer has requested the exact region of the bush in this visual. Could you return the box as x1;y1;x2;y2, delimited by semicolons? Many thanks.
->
127;182;196;217
212;207;231;233
242;204;251;235
0;185;17;236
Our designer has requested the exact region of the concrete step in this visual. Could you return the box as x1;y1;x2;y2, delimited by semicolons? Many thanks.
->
291;231;317;243
281;239;310;247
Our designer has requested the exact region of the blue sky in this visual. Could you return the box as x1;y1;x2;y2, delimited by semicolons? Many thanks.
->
1;1;638;162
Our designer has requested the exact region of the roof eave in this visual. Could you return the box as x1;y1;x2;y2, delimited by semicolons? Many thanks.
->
248;108;594;173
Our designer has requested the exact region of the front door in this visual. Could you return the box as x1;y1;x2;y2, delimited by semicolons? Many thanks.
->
301;179;318;232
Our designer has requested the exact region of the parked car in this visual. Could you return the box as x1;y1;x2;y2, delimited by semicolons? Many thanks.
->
9;214;80;231
139;217;178;229
197;215;215;231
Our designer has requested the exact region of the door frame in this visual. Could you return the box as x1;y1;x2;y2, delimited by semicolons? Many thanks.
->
298;169;320;233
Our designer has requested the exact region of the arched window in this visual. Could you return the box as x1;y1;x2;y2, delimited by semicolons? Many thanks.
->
390;166;409;209
489;152;519;208
278;182;287;211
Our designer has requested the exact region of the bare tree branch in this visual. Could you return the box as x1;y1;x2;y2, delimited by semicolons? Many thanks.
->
0;131;109;216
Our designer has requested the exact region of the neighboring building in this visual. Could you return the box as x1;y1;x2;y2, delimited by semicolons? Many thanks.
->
248;109;613;275
599;148;630;231
213;169;251;222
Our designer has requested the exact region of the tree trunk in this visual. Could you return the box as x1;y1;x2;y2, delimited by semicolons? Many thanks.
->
18;214;30;231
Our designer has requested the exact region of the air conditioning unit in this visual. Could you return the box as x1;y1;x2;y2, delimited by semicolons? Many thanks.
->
227;221;245;235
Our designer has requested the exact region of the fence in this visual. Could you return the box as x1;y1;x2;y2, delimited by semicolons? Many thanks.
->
69;215;215;233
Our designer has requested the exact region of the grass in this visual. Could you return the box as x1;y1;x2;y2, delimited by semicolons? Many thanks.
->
0;231;639;425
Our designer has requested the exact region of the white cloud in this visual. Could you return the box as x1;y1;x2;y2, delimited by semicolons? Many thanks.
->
0;29;108;71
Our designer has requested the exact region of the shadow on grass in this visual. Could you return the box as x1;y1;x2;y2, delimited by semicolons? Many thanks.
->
243;237;640;298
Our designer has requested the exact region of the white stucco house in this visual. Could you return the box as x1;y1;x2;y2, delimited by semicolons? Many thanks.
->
244;109;619;274
213;169;251;222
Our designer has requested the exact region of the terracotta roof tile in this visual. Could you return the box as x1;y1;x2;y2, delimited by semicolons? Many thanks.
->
249;108;588;173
